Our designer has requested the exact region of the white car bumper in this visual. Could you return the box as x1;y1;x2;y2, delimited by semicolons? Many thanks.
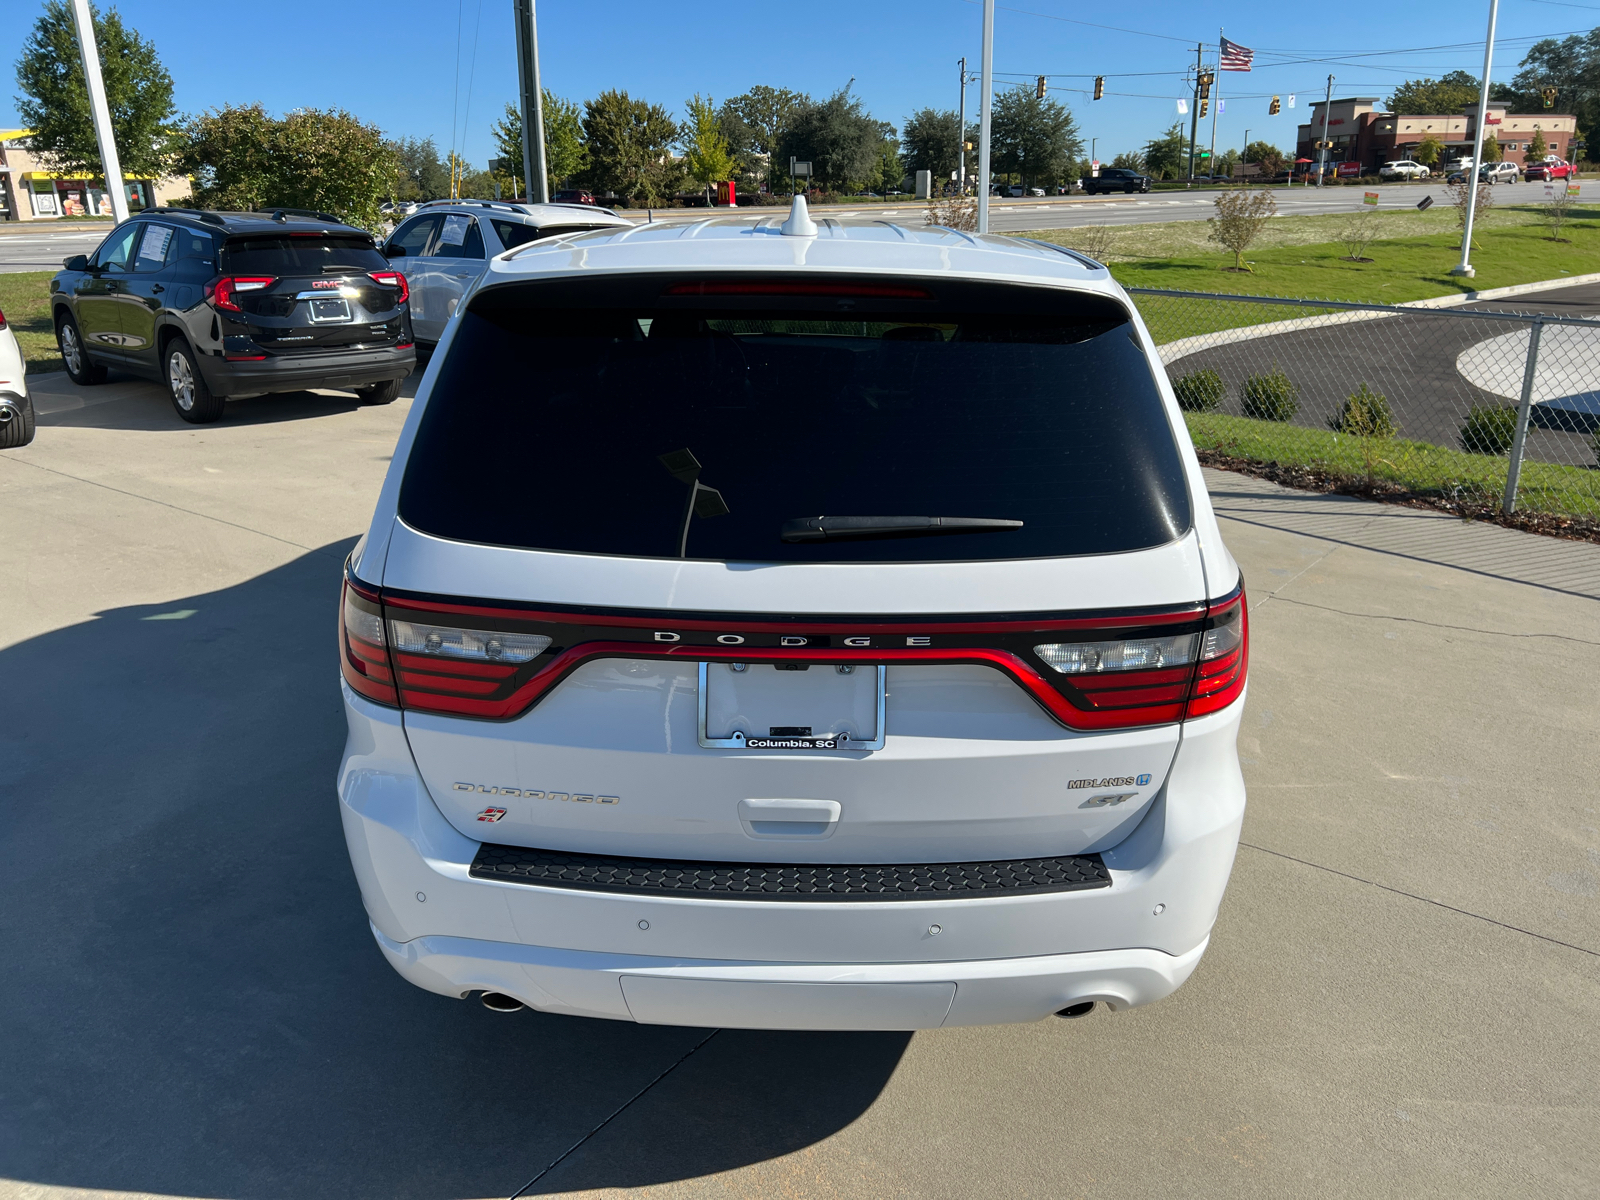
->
338;683;1245;1029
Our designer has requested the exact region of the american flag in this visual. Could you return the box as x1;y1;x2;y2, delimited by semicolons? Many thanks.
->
1220;37;1254;71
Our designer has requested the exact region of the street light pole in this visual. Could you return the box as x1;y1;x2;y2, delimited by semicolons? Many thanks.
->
957;57;967;195
1316;74;1334;188
1453;0;1501;277
977;0;994;232
68;0;127;223
513;0;549;203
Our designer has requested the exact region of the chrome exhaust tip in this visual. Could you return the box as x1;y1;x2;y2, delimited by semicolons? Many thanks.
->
480;991;525;1013
1055;1001;1096;1019
0;401;17;426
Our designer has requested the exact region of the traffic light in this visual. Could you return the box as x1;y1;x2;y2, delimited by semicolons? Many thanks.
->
1269;95;1281;115
1199;98;1209;119
1036;76;1047;98
1542;86;1558;109
1197;71;1213;100
1093;76;1104;101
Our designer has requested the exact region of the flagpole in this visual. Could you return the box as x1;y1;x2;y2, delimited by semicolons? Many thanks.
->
1209;29;1222;173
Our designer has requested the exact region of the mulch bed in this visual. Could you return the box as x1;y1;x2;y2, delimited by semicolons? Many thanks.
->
1196;448;1600;545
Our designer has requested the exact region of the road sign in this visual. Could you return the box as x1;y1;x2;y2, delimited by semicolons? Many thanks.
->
1363;191;1379;206
790;158;812;177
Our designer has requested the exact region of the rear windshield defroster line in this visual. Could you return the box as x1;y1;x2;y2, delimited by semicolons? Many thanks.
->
398;274;1192;563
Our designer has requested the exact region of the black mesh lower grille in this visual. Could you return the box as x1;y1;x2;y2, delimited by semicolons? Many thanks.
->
469;843;1111;901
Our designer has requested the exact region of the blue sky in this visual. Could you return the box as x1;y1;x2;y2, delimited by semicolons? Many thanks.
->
5;0;1593;167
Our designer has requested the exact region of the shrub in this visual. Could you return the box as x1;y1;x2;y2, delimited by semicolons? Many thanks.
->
1173;368;1225;412
1329;384;1397;437
1591;424;1600;468
1240;368;1300;421
1459;404;1519;455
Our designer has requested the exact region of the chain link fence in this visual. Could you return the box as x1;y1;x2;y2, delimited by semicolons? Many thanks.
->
1129;288;1600;520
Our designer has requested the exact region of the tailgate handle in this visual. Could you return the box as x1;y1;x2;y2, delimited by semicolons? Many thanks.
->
738;798;841;839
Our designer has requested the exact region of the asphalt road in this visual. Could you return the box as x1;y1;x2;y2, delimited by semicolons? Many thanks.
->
4;179;1596;272
2;370;1597;1199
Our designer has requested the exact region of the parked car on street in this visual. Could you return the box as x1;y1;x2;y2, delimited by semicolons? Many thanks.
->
1523;158;1574;182
382;200;632;351
381;201;419;219
1082;168;1153;195
0;302;34;448
1448;162;1521;184
336;195;1251;1031
50;208;416;424
1378;160;1430;180
552;189;596;205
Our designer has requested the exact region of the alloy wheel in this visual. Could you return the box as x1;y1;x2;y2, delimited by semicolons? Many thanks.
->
168;350;195;411
60;323;82;375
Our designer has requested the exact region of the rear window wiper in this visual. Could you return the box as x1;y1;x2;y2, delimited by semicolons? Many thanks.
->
781;516;1023;543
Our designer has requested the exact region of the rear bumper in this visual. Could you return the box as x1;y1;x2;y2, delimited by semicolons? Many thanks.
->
337;682;1245;1028
199;345;415;396
372;923;1209;1028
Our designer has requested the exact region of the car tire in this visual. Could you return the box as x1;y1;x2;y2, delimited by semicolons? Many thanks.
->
56;313;106;386
165;336;224;424
356;379;401;406
0;392;36;448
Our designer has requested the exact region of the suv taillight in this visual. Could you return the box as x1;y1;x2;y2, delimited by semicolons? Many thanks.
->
339;576;396;706
0;305;7;329
206;276;276;312
1033;586;1248;727
367;270;409;304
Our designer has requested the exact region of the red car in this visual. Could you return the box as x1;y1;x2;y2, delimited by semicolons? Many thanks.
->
1523;158;1574;182
552;188;596;205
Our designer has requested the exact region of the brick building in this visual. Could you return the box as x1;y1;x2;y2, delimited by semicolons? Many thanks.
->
1294;98;1577;172
0;129;188;222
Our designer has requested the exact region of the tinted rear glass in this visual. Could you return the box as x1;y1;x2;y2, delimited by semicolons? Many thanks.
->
491;219;614;250
222;233;386;275
399;275;1191;563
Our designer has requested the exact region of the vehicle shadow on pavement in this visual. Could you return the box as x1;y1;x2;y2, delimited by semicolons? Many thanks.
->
0;540;905;1200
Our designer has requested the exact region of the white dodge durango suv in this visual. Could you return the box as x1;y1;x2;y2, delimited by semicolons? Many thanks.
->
337;198;1249;1030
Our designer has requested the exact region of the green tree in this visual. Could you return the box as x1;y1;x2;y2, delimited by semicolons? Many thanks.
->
873;136;903;193
1415;135;1444;166
681;93;737;189
1243;141;1284;175
390;136;450;201
1388;71;1482;115
1505;31;1600;138
581;90;680;205
491;93;587;196
990;87;1082;188
1481;133;1503;162
1110;150;1146;171
180;104;398;229
15;0;179;180
1526;125;1549;161
723;85;806;158
1143;122;1190;180
900;107;962;177
773;89;884;191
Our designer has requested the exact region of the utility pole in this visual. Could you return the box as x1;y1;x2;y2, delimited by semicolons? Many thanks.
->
1453;0;1501;276
957;57;968;195
977;0;995;232
1316;74;1334;188
1186;43;1203;185
68;0;127;223
513;0;549;203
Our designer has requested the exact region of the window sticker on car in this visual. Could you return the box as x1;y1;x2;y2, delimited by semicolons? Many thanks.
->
137;224;172;267
440;214;471;246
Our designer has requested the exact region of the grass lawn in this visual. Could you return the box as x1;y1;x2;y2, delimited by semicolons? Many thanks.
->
1186;411;1600;518
1024;204;1600;322
0;271;62;375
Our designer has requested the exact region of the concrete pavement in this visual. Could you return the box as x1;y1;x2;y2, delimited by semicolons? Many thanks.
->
1;374;1596;1199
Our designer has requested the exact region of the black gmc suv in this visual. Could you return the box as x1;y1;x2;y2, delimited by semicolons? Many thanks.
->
1081;169;1153;195
50;207;416;423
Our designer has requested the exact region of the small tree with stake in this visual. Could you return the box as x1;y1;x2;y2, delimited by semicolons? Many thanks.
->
1208;187;1277;271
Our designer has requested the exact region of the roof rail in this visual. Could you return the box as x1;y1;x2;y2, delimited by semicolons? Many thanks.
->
268;207;346;225
140;205;229;227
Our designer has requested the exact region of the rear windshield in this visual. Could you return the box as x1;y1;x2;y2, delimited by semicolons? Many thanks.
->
221;233;386;275
398;275;1191;563
491;219;615;250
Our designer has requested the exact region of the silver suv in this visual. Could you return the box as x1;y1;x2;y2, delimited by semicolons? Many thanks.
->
337;198;1250;1031
381;200;631;348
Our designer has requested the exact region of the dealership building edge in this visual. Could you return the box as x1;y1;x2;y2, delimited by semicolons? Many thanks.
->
1297;98;1577;171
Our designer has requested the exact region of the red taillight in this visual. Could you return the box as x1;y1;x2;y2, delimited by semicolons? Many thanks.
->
0;305;7;329
1186;588;1248;718
206;276;276;312
368;270;409;304
340;576;397;706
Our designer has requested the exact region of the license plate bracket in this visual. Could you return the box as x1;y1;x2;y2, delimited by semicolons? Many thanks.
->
698;662;886;751
309;298;352;323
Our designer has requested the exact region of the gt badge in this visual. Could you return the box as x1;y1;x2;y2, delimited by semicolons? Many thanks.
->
475;807;508;822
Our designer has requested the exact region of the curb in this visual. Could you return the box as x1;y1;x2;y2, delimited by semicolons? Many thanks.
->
1152;272;1600;365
